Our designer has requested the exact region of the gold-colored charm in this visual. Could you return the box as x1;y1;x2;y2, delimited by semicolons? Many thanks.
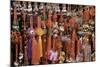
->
36;27;44;36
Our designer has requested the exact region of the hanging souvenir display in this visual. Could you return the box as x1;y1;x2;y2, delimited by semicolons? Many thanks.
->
10;1;95;66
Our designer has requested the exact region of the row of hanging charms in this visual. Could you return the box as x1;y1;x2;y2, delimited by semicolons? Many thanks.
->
11;1;95;66
11;1;75;16
11;2;68;65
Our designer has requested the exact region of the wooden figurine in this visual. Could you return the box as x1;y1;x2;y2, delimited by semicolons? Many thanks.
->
89;6;95;19
66;36;72;62
24;34;29;65
71;29;77;62
46;11;53;53
14;32;19;66
83;6;90;23
13;2;19;31
82;34;91;62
